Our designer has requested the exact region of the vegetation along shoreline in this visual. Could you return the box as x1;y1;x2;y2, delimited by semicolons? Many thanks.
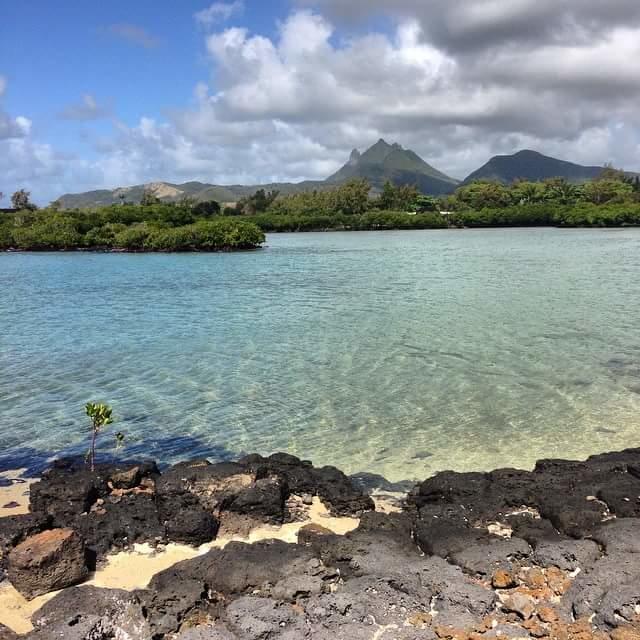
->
2;157;640;252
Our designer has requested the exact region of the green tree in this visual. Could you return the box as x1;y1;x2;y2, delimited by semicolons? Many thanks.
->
455;181;512;209
582;179;633;205
11;214;82;249
597;164;627;183
85;223;127;247
414;194;439;212
193;200;221;217
114;223;152;250
378;181;396;210
378;181;420;211
542;178;578;205
330;179;371;215
237;189;280;215
223;205;240;216
11;189;36;211
511;180;546;204
85;402;114;472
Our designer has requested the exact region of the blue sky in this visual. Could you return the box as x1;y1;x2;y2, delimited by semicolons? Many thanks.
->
1;0;639;204
1;1;289;156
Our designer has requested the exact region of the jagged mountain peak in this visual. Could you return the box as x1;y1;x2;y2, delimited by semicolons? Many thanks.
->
348;149;361;165
326;139;459;195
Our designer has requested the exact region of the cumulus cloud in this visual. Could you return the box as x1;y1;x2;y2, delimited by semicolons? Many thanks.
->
3;2;640;203
0;134;72;205
59;94;112;121
0;77;81;203
0;76;32;140
106;23;161;49
302;0;640;53
195;1;244;27
177;8;640;169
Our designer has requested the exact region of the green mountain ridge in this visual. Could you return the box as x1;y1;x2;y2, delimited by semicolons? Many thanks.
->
326;139;459;195
55;143;623;209
462;150;607;185
56;139;460;208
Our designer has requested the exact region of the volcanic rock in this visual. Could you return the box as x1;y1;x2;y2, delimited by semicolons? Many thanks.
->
226;476;288;524
7;528;88;599
0;512;52;570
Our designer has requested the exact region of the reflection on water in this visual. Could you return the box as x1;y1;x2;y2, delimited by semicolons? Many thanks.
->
1;228;640;481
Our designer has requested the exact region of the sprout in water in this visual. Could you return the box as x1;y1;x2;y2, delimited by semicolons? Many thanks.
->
115;431;125;451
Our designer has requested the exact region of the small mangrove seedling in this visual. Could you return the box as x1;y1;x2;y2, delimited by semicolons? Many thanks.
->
115;431;126;450
85;402;114;472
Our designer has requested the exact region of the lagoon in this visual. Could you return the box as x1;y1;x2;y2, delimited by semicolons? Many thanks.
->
1;228;640;481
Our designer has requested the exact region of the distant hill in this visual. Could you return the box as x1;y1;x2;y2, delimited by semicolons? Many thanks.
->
56;180;326;209
57;145;628;209
462;150;607;185
327;139;459;195
56;139;459;208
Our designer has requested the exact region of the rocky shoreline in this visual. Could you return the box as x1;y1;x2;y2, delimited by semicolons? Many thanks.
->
2;448;640;639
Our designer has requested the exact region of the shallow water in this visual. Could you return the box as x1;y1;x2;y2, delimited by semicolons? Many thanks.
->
1;228;640;481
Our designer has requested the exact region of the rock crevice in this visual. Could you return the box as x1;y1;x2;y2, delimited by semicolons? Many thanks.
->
3;448;640;639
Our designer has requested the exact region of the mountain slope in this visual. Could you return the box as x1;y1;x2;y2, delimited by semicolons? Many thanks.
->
56;139;459;208
327;139;459;195
463;150;606;185
56;180;326;209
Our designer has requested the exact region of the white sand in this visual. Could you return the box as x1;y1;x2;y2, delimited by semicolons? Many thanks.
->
0;469;36;517
86;497;358;591
370;490;405;514
0;489;359;634
0;585;58;634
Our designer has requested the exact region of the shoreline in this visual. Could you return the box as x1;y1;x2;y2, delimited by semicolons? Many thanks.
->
0;458;395;636
2;224;640;253
0;246;263;254
2;449;640;638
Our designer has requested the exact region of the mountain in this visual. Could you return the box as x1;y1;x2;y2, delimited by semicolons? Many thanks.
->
462;150;607;185
57;182;236;209
56;139;460;208
56;179;326;209
327;139;459;195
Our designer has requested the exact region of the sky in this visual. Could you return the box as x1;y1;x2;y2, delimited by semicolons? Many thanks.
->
1;0;639;204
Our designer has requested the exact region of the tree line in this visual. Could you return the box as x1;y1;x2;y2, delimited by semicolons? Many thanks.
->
0;192;265;251
2;166;640;251
222;169;640;230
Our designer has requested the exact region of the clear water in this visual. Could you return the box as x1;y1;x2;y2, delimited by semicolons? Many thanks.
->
1;228;640;481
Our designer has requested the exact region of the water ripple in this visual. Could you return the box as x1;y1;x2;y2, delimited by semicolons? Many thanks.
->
2;228;640;481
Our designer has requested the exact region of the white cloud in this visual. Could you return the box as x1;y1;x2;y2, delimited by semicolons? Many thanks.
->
60;94;112;121
3;3;640;203
0;77;32;140
106;23;161;49
195;1;243;27
304;0;640;52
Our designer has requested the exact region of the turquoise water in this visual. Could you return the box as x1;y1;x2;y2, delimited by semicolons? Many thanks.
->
1;228;640;481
